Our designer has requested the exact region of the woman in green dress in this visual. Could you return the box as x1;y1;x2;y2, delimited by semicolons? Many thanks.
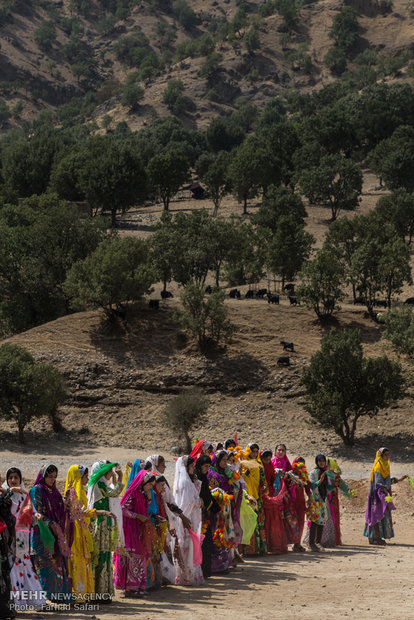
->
87;461;123;602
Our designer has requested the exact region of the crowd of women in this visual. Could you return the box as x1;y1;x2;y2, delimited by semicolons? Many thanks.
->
0;440;405;619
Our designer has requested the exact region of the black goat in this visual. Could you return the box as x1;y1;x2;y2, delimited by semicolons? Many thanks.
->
288;296;298;306
256;288;267;298
161;290;173;299
205;285;213;294
148;299;159;309
405;297;414;305
280;340;294;352
229;288;241;299
267;293;279;304
284;283;295;293
277;356;290;366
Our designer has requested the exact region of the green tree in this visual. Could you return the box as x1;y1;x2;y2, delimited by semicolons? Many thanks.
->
34;20;56;51
121;83;145;110
374;189;414;244
228;136;272;214
206;117;245;152
0;344;66;443
164;388;209;453
244;26;260;54
147;148;189;210
297;246;345;318
150;212;177;291
324;216;360;300
298;154;362;221
64;237;154;314
178;281;236;346
0;195;108;334
162;79;186;115
0;99;10;127
266;215;314;287
367;126;414;193
383;306;414;359
350;228;412;315
324;47;347;75
195;151;231;216
252;185;307;234
302;329;404;445
77;136;148;226
223;222;265;286
172;0;197;29
329;6;359;53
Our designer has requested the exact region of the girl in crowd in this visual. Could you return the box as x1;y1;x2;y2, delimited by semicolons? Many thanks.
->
259;449;288;555
364;447;406;545
2;468;43;611
64;464;113;600
307;455;335;552
87;461;123;601
173;456;204;585
291;457;310;548
29;464;72;602
114;470;155;596
0;481;16;620
206;450;240;572
272;444;301;552
241;443;267;555
147;475;168;590
195;455;220;578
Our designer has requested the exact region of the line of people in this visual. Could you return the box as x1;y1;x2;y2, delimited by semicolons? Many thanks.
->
0;441;401;619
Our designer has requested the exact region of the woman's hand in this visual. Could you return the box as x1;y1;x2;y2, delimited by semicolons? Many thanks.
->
35;513;43;520
398;475;408;483
319;472;326;482
9;486;23;494
114;464;122;479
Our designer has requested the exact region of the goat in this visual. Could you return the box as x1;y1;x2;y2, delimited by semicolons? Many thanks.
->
256;288;267;298
148;300;159;309
267;293;279;304
229;288;241;299
288;296;298;306
161;290;173;299
280;340;294;352
277;356;290;366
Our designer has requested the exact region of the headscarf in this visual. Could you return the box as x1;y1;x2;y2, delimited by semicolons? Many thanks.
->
127;458;143;488
259;449;275;497
190;440;213;461
173;456;200;515
121;469;151;556
292;457;309;486
370;448;390;482
314;454;327;500
64;465;88;509
271;446;292;472
87;461;117;509
327;458;342;475
212;450;228;473
3;467;31;526
33;464;66;530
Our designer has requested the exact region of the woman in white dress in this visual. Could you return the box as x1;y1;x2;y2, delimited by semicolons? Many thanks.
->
2;467;44;611
172;456;204;586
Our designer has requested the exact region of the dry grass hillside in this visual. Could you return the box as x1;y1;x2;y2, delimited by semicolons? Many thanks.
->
1;0;414;129
2;168;414;466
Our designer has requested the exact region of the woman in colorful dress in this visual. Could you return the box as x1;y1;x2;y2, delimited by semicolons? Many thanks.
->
195;455;220;578
259;450;288;555
319;458;353;548
64;464;113;601
272;444;302;551
147;475;170;589
206;450;240;572
291;457;310;548
2;468;43;611
0;482;16;620
29;464;72;603
307;455;335;552
114;470;155;596
241;443;267;556
172;456;204;585
364;447;406;546
87;461;123;602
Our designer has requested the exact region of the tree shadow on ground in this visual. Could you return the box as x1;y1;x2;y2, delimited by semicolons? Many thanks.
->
333;431;414;463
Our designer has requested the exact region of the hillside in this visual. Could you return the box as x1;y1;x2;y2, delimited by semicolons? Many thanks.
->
1;0;414;130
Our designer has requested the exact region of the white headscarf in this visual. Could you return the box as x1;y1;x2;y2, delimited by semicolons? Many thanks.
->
87;460;108;510
2;469;27;519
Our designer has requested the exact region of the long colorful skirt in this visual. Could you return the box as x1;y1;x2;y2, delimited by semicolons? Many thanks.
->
114;550;148;592
243;497;267;556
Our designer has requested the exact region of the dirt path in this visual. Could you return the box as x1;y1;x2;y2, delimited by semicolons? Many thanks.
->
5;447;413;620
16;516;414;620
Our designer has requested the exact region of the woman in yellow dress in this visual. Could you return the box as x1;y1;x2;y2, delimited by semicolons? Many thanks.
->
64;465;112;601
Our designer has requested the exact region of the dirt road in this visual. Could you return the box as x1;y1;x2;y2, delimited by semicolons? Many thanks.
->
7;449;413;620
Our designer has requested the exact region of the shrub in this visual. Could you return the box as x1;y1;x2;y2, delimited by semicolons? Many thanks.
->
34;20;56;51
164;388;209;452
178;281;236;347
0;344;67;443
121;83;145;109
302;329;404;445
162;79;185;114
